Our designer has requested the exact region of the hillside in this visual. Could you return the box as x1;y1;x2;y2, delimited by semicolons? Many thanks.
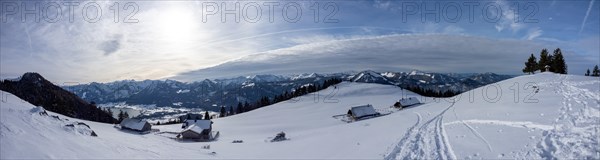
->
1;73;598;159
0;73;116;123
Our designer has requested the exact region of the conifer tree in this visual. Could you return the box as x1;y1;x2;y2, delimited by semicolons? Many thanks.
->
523;54;538;74
593;65;600;77
219;106;226;117
551;48;567;74
236;102;243;114
204;111;210;120
586;69;591;76
117;110;125;122
107;108;113;118
538;49;550;72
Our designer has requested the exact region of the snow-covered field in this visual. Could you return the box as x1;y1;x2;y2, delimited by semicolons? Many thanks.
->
1;73;598;159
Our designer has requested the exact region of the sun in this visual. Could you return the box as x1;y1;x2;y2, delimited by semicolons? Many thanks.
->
156;7;197;42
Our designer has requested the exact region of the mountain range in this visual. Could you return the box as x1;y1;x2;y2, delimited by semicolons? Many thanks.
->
62;70;513;111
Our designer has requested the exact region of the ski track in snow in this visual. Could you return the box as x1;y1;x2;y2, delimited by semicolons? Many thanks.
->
383;113;421;160
386;75;599;160
450;107;493;152
385;102;457;160
444;120;556;131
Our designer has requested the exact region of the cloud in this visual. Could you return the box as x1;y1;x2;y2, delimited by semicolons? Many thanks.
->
1;1;597;82
524;27;543;40
172;34;552;81
493;0;524;32
442;25;465;34
373;0;392;9
98;35;122;56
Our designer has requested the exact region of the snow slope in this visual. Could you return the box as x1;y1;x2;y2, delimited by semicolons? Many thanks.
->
1;73;599;159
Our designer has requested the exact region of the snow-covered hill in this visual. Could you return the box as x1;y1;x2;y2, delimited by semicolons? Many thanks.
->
1;73;598;159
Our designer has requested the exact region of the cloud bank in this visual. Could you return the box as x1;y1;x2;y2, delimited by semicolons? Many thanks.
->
173;34;557;81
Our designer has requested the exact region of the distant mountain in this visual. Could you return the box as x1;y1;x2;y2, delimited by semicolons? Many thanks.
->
62;71;513;111
0;73;116;123
380;70;514;92
64;73;341;110
350;70;391;84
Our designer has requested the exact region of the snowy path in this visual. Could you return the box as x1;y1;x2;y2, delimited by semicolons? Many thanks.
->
385;102;457;160
534;75;600;159
385;74;599;160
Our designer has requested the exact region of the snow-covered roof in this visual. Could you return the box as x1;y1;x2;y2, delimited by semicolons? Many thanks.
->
182;120;211;134
120;118;149;131
350;105;377;118
182;124;204;134
399;97;420;106
184;120;211;131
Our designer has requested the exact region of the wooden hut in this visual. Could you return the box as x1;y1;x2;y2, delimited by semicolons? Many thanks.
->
395;97;421;109
120;118;151;132
347;104;379;120
178;120;213;141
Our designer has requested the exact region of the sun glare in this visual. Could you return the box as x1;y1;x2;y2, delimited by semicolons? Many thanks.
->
156;7;197;42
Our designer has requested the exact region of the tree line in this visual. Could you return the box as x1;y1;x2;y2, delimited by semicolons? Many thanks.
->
96;104;132;124
522;48;567;74
401;85;460;98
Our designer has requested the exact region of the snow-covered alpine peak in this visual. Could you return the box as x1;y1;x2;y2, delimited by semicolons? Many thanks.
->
291;73;322;80
408;70;431;77
351;70;390;84
245;74;286;82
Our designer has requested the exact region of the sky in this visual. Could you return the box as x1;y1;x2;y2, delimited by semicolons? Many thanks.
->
1;0;598;83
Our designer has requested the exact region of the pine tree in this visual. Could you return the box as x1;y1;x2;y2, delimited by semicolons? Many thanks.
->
551;48;567;74
523;54;538;74
586;69;591;76
593;65;600;77
204;111;210;120
547;54;555;72
107;108;113;119
156;121;161;125
236;102;243;114
117;110;124;122
538;49;550;72
244;102;250;112
229;106;235;115
219;106;226;117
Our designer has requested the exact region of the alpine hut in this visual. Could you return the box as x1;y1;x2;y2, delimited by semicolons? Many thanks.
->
395;97;421;109
179;119;214;140
120;118;152;132
347;104;380;120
